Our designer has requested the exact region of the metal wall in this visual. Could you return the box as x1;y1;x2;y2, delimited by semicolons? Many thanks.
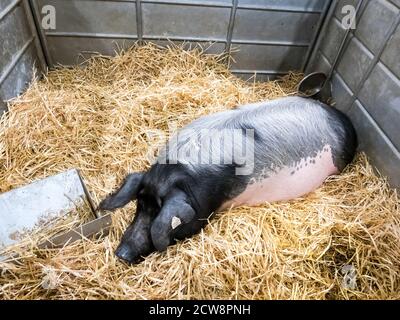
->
306;0;400;188
0;0;46;113
29;0;329;81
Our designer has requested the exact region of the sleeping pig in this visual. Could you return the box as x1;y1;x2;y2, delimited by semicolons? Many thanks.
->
98;96;357;264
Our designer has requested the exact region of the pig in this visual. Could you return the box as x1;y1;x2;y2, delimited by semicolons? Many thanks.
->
98;96;357;264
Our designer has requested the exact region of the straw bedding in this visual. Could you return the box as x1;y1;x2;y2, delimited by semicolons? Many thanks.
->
0;43;399;299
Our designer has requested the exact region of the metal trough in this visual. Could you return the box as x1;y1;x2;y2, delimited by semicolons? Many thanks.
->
0;169;111;256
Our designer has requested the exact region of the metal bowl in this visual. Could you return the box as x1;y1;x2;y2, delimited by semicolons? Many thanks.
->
297;72;328;97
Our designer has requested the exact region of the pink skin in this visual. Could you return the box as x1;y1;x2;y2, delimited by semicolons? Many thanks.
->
220;145;338;210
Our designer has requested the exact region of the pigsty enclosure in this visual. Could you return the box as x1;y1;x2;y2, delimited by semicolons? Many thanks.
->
0;0;399;300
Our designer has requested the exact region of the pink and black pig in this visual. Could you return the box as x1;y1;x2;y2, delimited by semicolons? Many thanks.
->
98;97;357;264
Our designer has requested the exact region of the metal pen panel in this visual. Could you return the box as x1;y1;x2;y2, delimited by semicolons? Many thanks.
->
348;100;400;188
381;23;400;78
230;44;308;73
358;62;400;151
46;37;138;66
232;9;320;44
36;0;137;36
142;3;231;41
28;0;331;77
0;4;33;74
354;0;399;55
0;0;44;113
237;0;326;12
307;0;400;188
32;0;138;66
336;36;374;92
0;44;37;103
330;72;354;109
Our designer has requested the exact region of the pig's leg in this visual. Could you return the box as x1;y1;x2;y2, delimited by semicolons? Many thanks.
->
98;172;144;211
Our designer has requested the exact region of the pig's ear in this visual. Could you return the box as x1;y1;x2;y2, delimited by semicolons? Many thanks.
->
97;172;144;211
150;190;195;252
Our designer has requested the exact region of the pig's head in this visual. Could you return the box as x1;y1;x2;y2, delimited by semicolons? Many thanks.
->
98;165;197;264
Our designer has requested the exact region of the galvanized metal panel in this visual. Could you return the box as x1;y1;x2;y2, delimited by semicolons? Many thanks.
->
0;4;33;81
381;23;400;78
331;72;354;112
29;0;53;66
46;37;138;66
348;100;400;188
307;0;400;189
0;0;15;12
358;62;400;151
319;17;346;64
21;0;47;72
0;44;38;102
0;1;44;114
232;9;320;44
230;44;308;72
301;0;333;70
237;0;326;12
336;36;374;92
355;0;399;55
142;3;231;40
36;0;138;35
28;0;330;78
306;50;332;74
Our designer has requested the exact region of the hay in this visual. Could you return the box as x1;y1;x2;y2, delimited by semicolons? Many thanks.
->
0;43;399;300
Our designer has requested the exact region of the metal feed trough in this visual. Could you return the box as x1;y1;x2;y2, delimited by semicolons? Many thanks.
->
0;169;111;256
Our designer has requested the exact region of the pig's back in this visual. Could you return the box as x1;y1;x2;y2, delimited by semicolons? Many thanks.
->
180;96;356;173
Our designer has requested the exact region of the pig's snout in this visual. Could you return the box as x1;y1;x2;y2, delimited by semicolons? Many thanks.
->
115;220;154;264
115;243;138;263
